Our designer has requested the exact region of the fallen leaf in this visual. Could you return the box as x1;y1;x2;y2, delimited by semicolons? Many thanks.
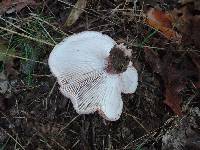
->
178;0;200;11
144;48;183;116
164;84;183;116
172;2;200;48
144;48;161;74
144;7;182;42
64;0;87;27
144;47;199;116
0;0;36;15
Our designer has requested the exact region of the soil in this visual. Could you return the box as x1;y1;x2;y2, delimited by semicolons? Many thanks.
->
0;0;199;150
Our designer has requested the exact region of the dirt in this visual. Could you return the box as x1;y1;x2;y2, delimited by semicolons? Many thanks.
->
0;0;199;150
162;107;200;150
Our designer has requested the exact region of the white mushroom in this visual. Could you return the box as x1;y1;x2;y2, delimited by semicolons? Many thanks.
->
48;31;138;121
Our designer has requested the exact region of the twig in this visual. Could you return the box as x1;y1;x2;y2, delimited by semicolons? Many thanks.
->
52;138;67;150
58;115;80;135
125;112;149;133
0;52;47;65
3;129;25;150
44;81;57;109
0;26;55;47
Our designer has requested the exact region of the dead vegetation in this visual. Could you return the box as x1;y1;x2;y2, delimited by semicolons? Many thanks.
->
0;0;199;149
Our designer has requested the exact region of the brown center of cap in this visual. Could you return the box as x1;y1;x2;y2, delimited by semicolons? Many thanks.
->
105;45;130;74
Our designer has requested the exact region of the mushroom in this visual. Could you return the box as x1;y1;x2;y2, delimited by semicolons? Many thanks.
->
48;31;138;121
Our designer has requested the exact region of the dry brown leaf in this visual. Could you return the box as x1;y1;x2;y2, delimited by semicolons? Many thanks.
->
164;84;183;116
179;0;200;10
0;0;36;15
144;7;182;42
172;2;200;48
144;48;161;74
64;0;87;27
144;48;182;115
146;47;200;115
144;48;198;116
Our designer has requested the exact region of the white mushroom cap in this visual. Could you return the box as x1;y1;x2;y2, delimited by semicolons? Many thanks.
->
48;31;138;121
120;62;138;94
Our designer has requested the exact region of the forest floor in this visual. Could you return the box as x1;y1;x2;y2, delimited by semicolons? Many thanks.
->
0;0;199;149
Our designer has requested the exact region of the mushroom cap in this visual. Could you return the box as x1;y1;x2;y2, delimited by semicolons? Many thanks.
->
120;62;138;94
49;31;115;80
48;31;138;121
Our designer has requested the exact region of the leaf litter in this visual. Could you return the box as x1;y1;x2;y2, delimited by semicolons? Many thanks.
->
144;6;182;42
0;0;37;15
64;0;87;27
143;1;200;116
0;0;199;149
143;41;199;116
144;0;200;48
0;40;17;111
